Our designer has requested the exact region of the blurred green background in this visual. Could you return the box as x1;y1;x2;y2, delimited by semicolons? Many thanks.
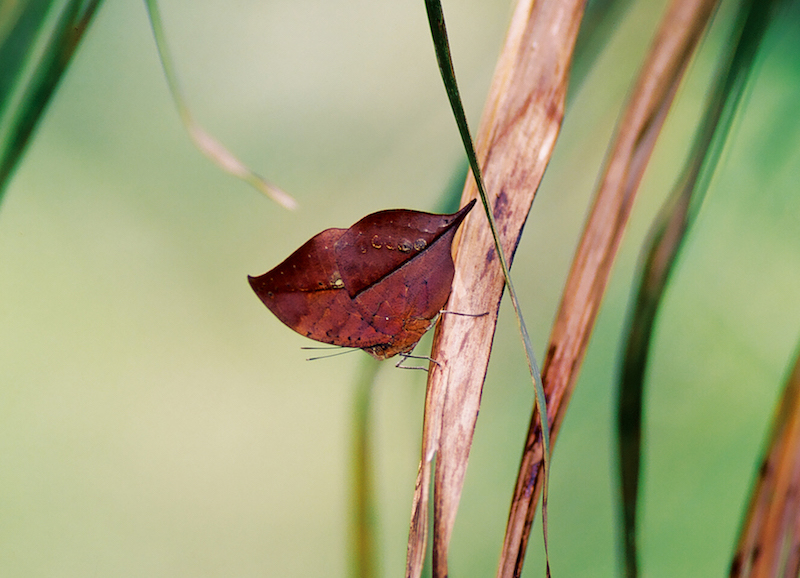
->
1;0;799;576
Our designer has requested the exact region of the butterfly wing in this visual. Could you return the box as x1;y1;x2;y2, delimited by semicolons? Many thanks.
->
334;199;476;297
249;200;476;359
248;228;396;349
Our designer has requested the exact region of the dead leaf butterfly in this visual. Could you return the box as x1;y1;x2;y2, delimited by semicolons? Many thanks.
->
248;199;476;360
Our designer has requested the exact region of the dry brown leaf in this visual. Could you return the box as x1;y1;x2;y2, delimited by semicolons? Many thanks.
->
497;0;719;576
405;0;586;576
730;347;800;578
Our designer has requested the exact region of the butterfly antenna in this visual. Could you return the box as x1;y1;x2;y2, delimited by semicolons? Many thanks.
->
302;347;358;362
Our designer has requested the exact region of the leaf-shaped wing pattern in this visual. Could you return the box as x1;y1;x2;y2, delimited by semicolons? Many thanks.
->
248;200;475;359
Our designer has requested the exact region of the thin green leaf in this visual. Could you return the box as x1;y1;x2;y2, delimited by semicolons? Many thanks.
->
0;0;55;117
616;1;780;575
423;0;552;573
144;0;297;210
350;357;381;578
0;0;102;202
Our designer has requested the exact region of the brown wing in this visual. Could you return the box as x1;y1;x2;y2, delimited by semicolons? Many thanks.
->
350;212;467;358
248;228;397;349
334;199;475;297
248;200;475;359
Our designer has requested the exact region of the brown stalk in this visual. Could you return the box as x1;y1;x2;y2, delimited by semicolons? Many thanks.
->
404;0;586;577
730;345;800;578
498;0;718;576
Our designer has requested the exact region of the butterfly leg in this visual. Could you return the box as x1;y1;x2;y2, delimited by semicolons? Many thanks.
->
395;352;442;371
439;309;489;318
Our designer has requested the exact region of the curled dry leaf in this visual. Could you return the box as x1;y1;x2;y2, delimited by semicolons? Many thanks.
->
249;199;476;360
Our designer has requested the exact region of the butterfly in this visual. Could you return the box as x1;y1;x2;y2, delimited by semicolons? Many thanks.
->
249;199;475;360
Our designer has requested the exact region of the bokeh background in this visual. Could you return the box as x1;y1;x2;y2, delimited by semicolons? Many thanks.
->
1;0;799;576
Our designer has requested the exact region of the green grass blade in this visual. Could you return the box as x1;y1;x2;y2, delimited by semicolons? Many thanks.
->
0;0;55;116
615;1;781;575
424;0;552;574
144;0;297;210
0;0;102;204
350;357;381;578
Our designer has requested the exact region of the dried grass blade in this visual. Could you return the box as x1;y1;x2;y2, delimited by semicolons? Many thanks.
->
730;344;800;577
405;0;586;576
497;0;718;576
